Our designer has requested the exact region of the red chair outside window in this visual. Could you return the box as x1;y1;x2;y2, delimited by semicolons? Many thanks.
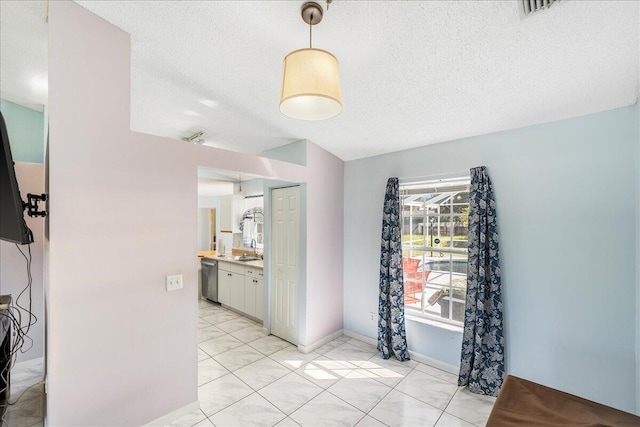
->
402;258;430;304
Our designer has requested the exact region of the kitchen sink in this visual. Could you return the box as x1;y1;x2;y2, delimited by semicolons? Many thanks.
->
234;256;261;262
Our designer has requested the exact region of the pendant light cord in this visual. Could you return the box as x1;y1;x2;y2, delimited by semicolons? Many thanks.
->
309;13;313;48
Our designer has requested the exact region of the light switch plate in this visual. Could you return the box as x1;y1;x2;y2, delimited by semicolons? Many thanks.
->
166;274;183;291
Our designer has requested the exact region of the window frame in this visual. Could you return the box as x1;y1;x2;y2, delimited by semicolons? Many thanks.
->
400;175;470;327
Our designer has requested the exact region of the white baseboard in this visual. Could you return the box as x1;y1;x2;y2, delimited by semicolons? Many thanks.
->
343;329;376;346
298;329;344;354
144;401;200;426
343;329;459;375
408;351;458;375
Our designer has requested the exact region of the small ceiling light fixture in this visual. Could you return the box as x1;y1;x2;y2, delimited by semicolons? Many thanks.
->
182;131;204;144
280;1;342;121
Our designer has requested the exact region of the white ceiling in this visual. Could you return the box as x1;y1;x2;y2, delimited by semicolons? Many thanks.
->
0;1;48;111
1;1;639;161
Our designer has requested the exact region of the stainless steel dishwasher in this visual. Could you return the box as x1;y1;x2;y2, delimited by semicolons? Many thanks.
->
200;258;219;303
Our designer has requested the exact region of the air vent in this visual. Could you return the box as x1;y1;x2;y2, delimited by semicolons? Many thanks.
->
520;0;560;17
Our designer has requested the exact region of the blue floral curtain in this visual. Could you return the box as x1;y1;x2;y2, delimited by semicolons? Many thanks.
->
458;166;505;396
377;177;410;361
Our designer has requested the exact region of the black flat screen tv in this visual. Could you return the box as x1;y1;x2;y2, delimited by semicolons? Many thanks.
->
0;111;33;245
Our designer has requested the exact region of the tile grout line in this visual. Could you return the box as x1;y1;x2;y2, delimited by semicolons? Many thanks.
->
202;316;293;420
368;355;422;426
314;345;419;426
187;408;207;427
441;386;486;427
199;301;484;427
443;384;461;412
205;308;351;424
254;370;324;419
211;386;287;425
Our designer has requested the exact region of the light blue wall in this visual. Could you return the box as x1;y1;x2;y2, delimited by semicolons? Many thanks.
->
235;178;264;197
261;139;307;166
0;99;45;163
344;105;639;413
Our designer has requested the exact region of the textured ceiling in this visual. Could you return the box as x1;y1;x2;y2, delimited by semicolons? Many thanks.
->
0;1;48;111
1;1;639;161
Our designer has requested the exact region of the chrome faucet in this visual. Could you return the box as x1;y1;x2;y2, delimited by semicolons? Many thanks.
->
250;238;259;257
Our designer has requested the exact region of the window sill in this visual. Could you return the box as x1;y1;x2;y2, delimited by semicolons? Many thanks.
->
406;313;463;333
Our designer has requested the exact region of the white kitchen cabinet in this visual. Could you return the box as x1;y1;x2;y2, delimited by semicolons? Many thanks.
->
218;261;244;307
220;194;244;233
218;270;230;305
255;277;264;321
228;272;245;312
218;261;263;318
244;267;264;321
244;276;256;318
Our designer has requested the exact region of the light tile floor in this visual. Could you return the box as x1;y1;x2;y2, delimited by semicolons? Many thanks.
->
5;299;496;426
168;299;496;427
1;358;45;427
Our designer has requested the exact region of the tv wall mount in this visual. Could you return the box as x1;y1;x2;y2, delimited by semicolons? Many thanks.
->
24;193;48;218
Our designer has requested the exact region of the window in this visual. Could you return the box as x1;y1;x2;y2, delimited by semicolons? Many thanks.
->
400;177;470;325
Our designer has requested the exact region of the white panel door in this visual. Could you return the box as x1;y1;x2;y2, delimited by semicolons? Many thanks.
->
270;186;299;344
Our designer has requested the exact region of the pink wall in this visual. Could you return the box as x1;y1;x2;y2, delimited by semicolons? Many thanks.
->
0;162;45;363
48;1;342;424
303;142;345;346
48;4;197;424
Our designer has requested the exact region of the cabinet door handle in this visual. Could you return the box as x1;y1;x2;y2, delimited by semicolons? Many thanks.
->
253;279;258;283
247;270;253;274
228;273;232;277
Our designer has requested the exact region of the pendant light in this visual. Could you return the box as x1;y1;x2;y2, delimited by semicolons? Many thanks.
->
238;174;244;195
280;1;342;121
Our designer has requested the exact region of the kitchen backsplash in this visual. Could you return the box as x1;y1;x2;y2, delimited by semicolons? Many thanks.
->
232;233;243;248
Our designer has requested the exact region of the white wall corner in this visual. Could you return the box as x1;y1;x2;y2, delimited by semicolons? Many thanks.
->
143;401;200;426
636;102;640;415
298;328;344;354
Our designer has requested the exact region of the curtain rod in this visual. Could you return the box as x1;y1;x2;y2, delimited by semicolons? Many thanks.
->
244;194;264;199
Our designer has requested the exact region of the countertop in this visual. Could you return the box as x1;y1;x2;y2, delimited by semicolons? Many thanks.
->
201;252;264;269
198;250;218;258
